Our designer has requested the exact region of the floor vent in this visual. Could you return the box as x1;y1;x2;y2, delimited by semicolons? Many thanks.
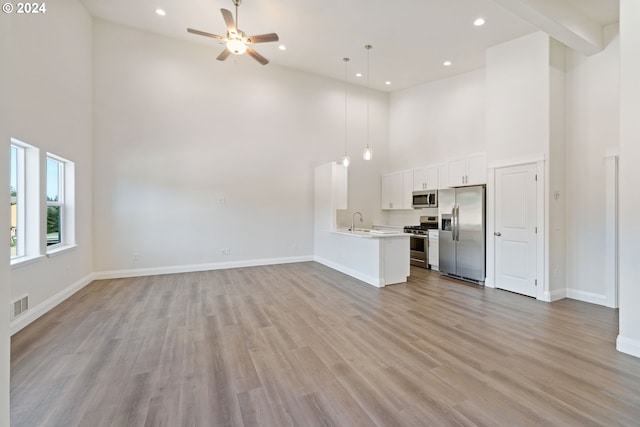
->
11;295;29;320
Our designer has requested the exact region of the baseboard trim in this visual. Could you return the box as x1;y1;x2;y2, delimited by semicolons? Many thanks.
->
617;335;640;359
545;288;566;302
566;288;607;306
10;272;96;336
94;255;314;280
314;256;383;288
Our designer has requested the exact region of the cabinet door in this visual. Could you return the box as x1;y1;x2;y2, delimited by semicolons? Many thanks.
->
413;167;427;191
402;169;414;209
466;152;487;185
381;172;403;210
447;158;466;187
438;163;449;189
425;166;439;190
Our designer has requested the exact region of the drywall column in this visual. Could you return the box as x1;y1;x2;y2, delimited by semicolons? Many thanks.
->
486;32;567;301
617;0;640;358
0;13;11;427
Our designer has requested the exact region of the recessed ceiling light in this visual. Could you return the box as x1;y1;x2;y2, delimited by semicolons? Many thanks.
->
443;61;452;66
355;73;362;77
278;45;286;51
385;81;391;85
155;8;166;16
474;17;485;26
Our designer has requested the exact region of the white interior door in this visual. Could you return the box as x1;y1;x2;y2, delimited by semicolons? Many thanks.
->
495;163;537;297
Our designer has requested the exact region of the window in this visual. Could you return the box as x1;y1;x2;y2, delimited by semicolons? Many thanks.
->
10;144;23;258
46;153;74;252
9;138;40;265
46;157;63;247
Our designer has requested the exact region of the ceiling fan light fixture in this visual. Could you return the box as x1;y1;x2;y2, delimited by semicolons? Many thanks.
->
227;38;247;55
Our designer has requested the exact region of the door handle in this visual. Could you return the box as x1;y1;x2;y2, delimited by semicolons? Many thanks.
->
494;232;502;236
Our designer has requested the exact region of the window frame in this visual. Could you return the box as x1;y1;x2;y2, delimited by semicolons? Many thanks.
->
10;138;42;267
45;152;75;255
10;144;25;259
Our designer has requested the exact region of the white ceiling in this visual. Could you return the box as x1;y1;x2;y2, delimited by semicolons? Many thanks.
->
78;0;619;92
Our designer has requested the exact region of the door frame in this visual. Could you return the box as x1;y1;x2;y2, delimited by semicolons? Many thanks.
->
486;155;546;301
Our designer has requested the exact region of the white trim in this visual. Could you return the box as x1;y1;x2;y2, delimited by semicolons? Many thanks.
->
536;159;546;302
94;255;314;280
545;288;565;302
46;244;77;258
604;148;620;158
617;335;640;359
604;155;618;308
487;153;546;170
566;289;607;306
10;254;45;269
10;272;96;335
314;256;383;287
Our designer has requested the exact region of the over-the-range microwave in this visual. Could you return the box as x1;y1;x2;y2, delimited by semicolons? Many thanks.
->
412;190;438;209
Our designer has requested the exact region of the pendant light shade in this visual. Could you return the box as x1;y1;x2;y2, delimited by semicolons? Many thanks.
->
341;57;350;167
363;44;373;161
362;146;373;161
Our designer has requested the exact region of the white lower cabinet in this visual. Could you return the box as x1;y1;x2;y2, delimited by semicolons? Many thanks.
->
428;230;439;271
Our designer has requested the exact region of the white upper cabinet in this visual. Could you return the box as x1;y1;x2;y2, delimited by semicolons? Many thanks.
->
381;169;413;210
447;152;487;187
438;163;449;189
413;165;439;191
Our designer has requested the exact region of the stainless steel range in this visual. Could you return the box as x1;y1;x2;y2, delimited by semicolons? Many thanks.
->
404;216;438;269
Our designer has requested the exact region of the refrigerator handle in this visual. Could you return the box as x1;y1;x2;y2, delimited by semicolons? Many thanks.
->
454;205;460;242
451;206;456;241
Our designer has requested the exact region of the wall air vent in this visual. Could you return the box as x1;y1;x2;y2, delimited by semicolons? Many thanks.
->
11;295;29;320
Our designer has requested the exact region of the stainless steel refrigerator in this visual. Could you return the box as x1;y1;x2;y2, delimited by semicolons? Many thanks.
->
438;186;486;284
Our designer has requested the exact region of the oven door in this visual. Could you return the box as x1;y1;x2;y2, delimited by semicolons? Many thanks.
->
409;235;428;268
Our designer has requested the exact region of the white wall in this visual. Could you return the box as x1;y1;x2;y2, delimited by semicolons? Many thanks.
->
548;39;567;299
565;25;620;303
618;0;640;358
486;32;550;164
0;12;11;427
389;69;486;169
386;69;486;226
92;20;388;274
8;0;94;328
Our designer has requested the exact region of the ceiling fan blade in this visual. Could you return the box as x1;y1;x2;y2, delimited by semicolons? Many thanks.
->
217;48;232;61
221;8;236;32
187;28;226;41
247;47;269;65
246;33;279;44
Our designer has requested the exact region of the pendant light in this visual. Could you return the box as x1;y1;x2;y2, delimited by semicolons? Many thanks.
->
341;57;351;167
363;44;373;161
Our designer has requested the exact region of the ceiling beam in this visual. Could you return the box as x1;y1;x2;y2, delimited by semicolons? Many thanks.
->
491;0;604;55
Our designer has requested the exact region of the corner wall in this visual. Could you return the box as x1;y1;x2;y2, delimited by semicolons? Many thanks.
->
8;0;94;332
92;20;388;275
565;25;620;305
0;12;11;427
618;0;640;358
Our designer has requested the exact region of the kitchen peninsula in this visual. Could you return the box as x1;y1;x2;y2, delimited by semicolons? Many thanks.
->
314;163;410;287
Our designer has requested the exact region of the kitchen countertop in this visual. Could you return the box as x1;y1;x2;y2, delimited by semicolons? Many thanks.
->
333;228;410;238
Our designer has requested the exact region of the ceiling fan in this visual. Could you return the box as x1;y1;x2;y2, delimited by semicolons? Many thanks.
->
187;0;279;65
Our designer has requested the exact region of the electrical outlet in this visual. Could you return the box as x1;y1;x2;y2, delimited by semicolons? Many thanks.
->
217;197;226;205
220;248;231;255
132;253;139;261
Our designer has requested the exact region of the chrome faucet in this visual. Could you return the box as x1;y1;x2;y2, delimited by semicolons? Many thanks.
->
351;211;363;232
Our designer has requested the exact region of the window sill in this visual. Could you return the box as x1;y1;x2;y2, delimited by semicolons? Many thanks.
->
47;244;78;258
11;255;45;269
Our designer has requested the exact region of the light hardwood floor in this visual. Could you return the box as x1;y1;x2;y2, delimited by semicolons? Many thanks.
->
11;262;640;426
